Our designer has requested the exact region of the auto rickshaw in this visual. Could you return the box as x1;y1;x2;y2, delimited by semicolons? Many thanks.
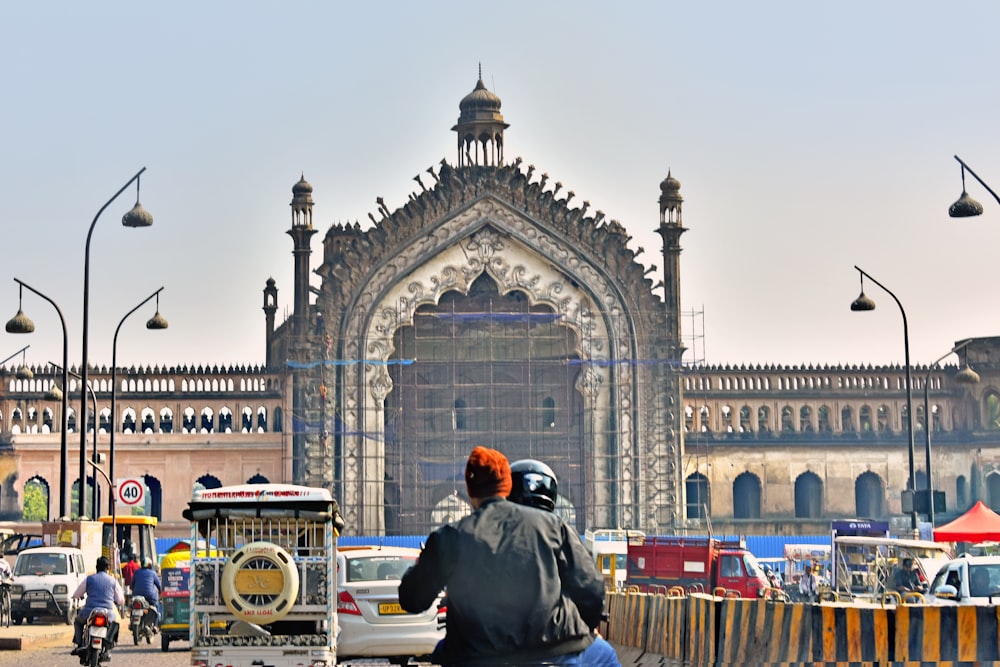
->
159;544;223;652
159;549;191;652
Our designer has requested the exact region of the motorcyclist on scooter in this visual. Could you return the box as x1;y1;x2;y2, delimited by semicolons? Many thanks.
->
508;458;621;666
399;446;606;666
71;556;124;655
130;557;162;629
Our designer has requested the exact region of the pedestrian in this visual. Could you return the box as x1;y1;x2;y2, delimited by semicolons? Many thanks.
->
399;446;605;666
799;563;818;603
71;556;124;654
121;553;140;589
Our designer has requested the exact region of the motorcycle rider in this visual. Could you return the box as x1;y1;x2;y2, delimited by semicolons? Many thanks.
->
399;446;605;666
130;557;162;630
508;458;621;666
71;556;124;655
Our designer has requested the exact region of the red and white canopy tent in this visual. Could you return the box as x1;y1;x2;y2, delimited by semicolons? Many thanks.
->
933;500;1000;542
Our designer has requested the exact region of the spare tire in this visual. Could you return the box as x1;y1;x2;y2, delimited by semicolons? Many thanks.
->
220;541;299;624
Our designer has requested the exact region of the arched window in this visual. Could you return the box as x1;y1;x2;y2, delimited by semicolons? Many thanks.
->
855;471;884;518
686;473;709;519
986;392;1000;431
739;406;752;434
757;406;770;433
842;406;854;432
859;406;873;432
542;397;556;429
957;475;968;510
732;472;761;519
799;406;813;432
794;471;822;518
817;405;831;432
780;406;794;433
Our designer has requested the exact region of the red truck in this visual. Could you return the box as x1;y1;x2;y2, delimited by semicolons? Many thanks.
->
626;535;770;598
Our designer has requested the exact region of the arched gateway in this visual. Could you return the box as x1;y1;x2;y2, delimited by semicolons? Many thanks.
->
271;73;687;537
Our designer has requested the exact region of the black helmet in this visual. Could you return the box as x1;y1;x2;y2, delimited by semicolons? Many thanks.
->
508;459;558;512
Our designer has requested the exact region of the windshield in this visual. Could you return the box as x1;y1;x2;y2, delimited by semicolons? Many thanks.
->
743;553;762;577
969;564;1000;597
345;555;416;583
14;552;68;576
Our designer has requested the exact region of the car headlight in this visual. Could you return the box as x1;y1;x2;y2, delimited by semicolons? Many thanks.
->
53;585;67;595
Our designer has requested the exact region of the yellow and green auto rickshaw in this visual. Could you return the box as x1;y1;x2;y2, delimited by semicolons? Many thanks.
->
159;545;224;652
159;549;192;652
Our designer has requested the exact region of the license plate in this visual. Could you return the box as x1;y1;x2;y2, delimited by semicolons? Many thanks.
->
90;626;107;639
378;602;406;615
131;611;143;621
29;602;46;609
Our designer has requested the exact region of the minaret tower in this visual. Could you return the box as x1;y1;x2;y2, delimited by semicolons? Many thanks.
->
286;174;317;483
656;169;687;360
452;65;509;167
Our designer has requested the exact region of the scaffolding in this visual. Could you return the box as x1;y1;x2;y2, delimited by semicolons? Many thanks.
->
298;274;682;537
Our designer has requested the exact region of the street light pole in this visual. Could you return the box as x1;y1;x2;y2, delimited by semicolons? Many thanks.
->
79;168;153;518
923;340;980;526
53;362;100;517
109;288;167;514
7;278;70;518
850;265;918;532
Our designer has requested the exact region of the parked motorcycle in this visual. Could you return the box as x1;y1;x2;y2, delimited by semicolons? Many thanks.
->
128;595;158;645
80;608;116;666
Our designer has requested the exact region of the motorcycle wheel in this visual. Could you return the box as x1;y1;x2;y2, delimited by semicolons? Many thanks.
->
133;628;140;646
64;604;73;625
89;649;99;667
160;634;169;652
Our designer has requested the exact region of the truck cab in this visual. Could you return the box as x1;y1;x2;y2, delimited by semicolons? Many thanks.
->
627;535;769;598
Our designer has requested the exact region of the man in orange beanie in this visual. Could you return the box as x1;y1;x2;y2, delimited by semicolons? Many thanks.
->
399;446;606;666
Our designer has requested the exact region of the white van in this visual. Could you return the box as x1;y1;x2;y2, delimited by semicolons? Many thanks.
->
9;546;87;624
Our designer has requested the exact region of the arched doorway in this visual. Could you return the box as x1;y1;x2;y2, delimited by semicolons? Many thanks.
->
855;471;884;518
794;471;823;518
733;472;761;519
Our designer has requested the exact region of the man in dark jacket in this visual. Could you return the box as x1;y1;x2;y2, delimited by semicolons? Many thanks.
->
399;446;605;666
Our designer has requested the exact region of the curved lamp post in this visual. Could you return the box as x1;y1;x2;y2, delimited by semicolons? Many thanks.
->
923;340;980;526
850;265;918;532
109;288;167;514
51;362;99;517
6;277;71;518
950;155;1000;218
80;168;153;518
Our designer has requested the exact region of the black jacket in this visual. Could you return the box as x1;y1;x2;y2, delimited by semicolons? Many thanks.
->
398;497;604;665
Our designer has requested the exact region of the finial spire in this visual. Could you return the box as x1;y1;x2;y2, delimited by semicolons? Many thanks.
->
478;62;482;80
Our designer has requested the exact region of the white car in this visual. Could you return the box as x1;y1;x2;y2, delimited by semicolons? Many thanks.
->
336;546;445;665
10;546;87;624
924;556;1000;605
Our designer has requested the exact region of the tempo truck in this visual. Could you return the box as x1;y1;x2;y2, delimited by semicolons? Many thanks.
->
626;535;769;598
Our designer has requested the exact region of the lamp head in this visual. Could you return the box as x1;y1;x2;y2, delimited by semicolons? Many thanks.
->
16;364;33;380
5;309;35;334
851;292;876;311
949;190;984;218
122;201;153;228
45;384;63;401
146;311;168;330
955;364;981;385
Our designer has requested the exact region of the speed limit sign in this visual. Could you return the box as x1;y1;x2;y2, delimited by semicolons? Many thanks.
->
117;478;145;507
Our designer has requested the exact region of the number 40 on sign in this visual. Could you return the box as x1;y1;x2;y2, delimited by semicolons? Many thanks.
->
117;478;145;507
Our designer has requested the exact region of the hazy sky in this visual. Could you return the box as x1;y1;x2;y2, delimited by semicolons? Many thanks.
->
2;2;999;372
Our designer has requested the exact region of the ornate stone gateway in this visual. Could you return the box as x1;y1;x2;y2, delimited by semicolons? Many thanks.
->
281;75;685;536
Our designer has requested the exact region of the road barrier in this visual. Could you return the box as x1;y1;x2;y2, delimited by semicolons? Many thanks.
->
606;590;1000;665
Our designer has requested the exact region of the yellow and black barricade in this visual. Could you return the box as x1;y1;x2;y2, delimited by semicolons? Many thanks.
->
686;593;716;666
811;603;890;664
893;603;999;663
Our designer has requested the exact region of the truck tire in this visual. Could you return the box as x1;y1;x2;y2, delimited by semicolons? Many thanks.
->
161;634;170;652
220;542;299;624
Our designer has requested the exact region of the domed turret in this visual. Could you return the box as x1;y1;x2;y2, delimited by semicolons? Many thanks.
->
659;169;683;225
290;174;314;228
452;65;510;168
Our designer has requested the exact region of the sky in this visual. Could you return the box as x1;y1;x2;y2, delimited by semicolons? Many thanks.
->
2;1;999;372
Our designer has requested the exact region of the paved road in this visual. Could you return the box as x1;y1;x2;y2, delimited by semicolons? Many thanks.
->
0;619;436;666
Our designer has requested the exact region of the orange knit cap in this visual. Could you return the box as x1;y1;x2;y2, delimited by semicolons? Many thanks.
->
465;446;513;499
